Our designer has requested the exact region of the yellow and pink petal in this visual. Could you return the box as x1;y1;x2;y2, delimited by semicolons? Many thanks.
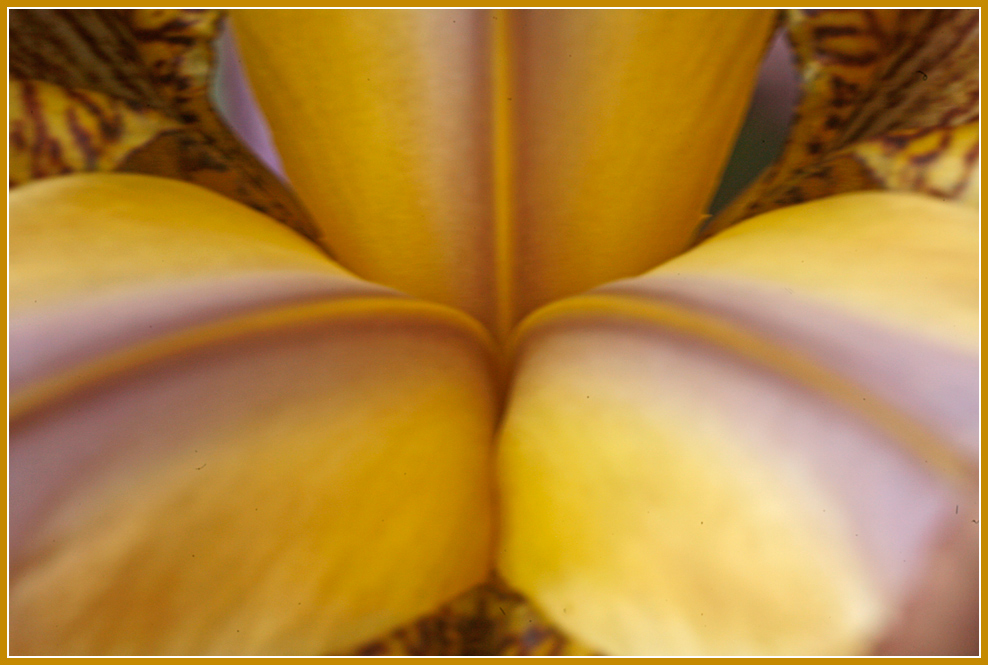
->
10;174;500;655
497;192;978;655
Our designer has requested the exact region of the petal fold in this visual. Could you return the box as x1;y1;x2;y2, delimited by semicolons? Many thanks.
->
10;173;352;391
509;9;776;319
497;192;977;655
10;174;499;655
231;9;498;329
666;192;978;353
230;9;776;333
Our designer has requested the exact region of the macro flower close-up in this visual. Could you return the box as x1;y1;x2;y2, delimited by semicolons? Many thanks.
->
8;8;980;656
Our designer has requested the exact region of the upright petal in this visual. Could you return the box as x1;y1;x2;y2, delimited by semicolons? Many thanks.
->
230;9;497;328
497;192;977;655
10;174;499;655
229;9;775;335
510;9;775;320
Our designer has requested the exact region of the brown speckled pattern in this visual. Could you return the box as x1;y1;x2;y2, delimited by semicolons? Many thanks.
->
704;9;979;238
8;9;322;250
9;78;178;187
349;575;599;656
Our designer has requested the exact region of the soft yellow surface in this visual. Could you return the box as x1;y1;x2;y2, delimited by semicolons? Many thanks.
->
231;9;496;329
9;173;349;313
497;327;884;656
10;11;978;656
656;192;979;351
10;171;499;654
510;9;775;319
230;9;774;333
11;307;497;655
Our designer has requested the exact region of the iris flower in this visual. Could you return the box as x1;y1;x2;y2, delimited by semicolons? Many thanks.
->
8;8;979;656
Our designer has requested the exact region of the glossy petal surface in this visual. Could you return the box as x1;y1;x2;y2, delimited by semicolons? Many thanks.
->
231;9;497;328
8;8;979;657
11;174;355;390
509;9;774;319
497;192;977;655
662;192;978;352
10;175;499;655
231;9;775;334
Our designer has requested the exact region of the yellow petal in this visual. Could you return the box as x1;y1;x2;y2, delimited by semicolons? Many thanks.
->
659;192;978;352
230;9;498;330
10;173;356;389
497;193;977;655
229;9;775;335
498;309;975;655
10;173;346;313
508;9;775;320
10;174;499;655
